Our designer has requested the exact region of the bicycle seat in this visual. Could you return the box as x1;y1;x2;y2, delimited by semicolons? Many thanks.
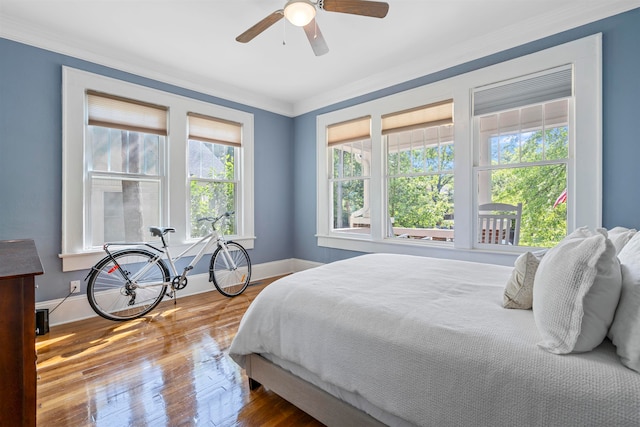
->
149;227;176;237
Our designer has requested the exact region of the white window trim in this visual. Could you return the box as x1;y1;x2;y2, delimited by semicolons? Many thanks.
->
316;34;601;262
61;67;254;272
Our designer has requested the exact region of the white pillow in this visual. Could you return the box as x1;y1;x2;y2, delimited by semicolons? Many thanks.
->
608;232;640;372
503;251;544;310
533;227;621;354
607;226;637;254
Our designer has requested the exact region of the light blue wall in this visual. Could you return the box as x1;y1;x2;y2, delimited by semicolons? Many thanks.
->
292;8;640;265
1;8;639;301
0;39;294;301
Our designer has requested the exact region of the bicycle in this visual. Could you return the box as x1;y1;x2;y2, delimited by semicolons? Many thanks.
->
85;211;251;321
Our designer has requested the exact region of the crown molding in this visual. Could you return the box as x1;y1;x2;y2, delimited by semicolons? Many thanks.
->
2;3;638;118
0;15;296;117
291;2;640;116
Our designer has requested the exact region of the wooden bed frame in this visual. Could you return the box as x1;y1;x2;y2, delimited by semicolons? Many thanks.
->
245;354;387;426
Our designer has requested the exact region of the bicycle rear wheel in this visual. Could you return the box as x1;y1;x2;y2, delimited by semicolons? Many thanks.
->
87;249;169;321
210;242;251;297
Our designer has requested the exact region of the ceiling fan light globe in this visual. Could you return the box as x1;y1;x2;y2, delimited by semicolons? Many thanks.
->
284;0;316;27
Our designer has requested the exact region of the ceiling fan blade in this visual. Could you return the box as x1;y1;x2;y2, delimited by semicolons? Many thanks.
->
320;0;389;18
236;10;284;43
303;19;329;56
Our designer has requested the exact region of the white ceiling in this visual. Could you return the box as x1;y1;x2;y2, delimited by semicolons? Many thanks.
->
1;0;639;116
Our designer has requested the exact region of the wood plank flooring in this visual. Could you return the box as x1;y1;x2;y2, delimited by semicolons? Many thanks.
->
36;278;324;426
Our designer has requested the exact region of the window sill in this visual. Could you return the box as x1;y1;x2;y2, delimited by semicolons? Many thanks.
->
317;234;521;267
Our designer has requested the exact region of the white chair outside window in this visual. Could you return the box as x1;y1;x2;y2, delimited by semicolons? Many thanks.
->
478;202;522;245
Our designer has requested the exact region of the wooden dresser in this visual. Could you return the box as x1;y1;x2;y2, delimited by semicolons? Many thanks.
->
0;239;43;427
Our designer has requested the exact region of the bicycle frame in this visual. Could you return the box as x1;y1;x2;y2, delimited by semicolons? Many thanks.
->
100;225;238;290
164;230;222;279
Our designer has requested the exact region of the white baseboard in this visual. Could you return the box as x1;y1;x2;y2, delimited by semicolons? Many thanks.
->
36;258;321;327
292;258;324;271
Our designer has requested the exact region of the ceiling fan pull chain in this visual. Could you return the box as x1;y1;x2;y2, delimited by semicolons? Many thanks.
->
282;17;287;45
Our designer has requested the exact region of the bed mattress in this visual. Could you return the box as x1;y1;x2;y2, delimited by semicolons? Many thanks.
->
229;253;640;426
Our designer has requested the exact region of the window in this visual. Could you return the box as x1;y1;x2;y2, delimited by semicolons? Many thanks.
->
384;100;454;241
86;91;166;246
473;67;572;248
188;113;241;238
316;34;601;260
62;67;254;271
327;116;372;235
474;101;569;248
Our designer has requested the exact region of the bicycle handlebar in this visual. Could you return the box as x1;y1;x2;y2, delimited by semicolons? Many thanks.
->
197;211;235;224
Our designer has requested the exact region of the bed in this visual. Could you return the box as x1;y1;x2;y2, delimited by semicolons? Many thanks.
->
229;251;640;426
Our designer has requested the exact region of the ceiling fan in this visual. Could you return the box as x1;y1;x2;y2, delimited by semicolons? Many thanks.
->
236;0;389;56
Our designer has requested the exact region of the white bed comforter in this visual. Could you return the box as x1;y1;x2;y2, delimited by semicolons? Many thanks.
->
229;253;640;426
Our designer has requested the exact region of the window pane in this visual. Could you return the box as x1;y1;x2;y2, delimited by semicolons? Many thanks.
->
343;144;356;178
388;125;454;175
425;146;439;172
478;99;568;167
410;146;425;174
386;122;455;242
386;134;399;176
89;126;110;171
397;145;413;174
332;179;369;234
143;134;160;175
476;163;566;247
188;138;238;239
332;140;370;179
440;142;454;171
521;130;543;162
88;126;161;175
90;177;161;245
190;181;236;238
388;175;454;240
109;130;123;172
330;139;371;235
544;126;569;161
189;140;235;180
499;134;520;164
87;126;163;248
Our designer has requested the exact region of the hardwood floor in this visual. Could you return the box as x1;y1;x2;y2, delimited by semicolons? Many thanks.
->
36;278;324;426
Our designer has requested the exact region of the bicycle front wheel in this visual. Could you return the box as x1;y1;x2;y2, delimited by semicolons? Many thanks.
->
87;249;170;321
210;242;251;297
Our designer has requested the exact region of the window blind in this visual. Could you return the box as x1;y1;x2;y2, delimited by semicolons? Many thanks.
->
382;99;453;135
327;116;371;146
188;113;242;147
473;66;572;116
87;90;168;135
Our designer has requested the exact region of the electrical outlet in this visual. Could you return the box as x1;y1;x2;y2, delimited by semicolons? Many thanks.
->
70;280;81;294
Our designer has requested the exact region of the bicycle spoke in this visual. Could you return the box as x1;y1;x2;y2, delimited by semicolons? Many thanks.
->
210;242;251;297
87;250;169;321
